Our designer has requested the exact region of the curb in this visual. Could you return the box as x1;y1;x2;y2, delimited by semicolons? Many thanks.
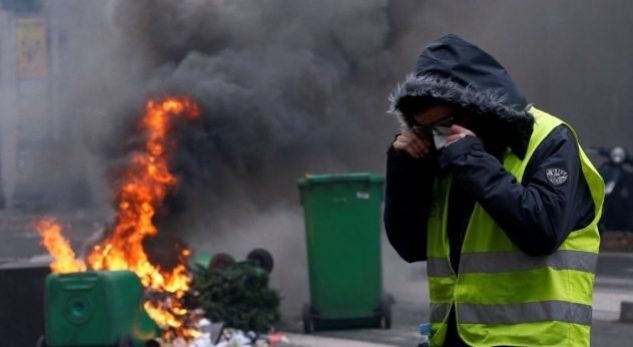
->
283;333;399;347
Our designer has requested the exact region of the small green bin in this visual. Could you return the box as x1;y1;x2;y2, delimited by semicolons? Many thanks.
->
43;271;159;347
298;172;390;332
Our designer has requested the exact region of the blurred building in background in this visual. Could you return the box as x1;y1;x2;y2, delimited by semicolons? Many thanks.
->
0;0;95;213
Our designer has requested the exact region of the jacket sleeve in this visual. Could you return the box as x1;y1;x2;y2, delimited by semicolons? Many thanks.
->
438;125;594;256
384;143;439;262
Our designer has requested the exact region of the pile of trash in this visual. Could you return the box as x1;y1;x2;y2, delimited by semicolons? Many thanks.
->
164;319;289;347
191;251;280;334
176;250;286;347
193;321;288;347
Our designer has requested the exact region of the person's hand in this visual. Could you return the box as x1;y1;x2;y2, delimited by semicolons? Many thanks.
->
393;130;431;159
445;124;476;147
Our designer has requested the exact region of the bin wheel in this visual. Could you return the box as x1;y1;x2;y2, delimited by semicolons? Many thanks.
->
380;295;392;330
36;335;47;347
302;303;314;333
117;335;134;347
246;248;274;273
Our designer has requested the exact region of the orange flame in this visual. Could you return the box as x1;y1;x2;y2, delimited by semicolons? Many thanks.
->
36;95;201;340
35;218;87;273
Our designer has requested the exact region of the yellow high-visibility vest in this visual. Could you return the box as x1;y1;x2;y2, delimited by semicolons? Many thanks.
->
426;107;604;347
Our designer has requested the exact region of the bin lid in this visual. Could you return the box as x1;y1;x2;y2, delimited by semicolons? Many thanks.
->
297;172;384;187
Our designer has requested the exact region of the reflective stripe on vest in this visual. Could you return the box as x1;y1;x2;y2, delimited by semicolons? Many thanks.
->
430;302;451;322
425;107;604;347
427;250;598;277
460;250;598;274
458;301;593;325
430;301;593;326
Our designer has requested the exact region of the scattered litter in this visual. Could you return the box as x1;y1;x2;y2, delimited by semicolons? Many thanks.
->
184;324;289;347
266;332;289;346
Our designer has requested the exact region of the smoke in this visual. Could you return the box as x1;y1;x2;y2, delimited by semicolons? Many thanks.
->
56;0;633;217
16;1;633;217
77;0;421;313
41;0;633;216
94;0;420;224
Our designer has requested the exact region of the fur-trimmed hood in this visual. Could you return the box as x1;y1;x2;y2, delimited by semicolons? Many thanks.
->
389;34;534;158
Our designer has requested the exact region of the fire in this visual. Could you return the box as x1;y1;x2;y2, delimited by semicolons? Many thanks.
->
36;95;201;340
35;218;86;273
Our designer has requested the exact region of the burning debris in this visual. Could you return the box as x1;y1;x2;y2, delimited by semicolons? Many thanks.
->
35;218;86;273
36;95;202;341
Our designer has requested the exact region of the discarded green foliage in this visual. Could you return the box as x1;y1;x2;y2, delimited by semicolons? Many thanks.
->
192;262;281;333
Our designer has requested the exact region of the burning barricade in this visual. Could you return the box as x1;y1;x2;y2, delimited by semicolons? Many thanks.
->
33;96;283;347
35;95;201;343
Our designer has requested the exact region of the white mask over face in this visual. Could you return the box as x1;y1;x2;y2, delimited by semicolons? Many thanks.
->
432;126;451;149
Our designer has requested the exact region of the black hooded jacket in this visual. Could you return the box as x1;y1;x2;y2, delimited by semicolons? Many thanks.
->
384;35;595;346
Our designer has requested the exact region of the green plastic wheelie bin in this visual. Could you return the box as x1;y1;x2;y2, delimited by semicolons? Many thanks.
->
298;173;390;332
39;271;159;347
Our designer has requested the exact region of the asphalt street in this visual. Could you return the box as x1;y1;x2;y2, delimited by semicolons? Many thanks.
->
277;236;633;347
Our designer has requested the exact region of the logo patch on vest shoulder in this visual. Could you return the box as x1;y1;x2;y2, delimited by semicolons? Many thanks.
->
546;168;568;186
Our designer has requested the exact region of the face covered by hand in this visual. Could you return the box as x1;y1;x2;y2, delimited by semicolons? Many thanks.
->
431;125;451;149
411;104;474;150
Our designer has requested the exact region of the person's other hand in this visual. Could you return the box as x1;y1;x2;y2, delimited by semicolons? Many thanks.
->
445;124;476;147
393;130;431;159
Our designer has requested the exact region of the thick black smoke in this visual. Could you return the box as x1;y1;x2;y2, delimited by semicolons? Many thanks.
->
92;0;633;256
105;0;421;218
42;0;633;217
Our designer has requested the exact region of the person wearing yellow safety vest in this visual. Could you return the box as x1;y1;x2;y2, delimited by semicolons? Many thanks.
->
384;34;604;347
